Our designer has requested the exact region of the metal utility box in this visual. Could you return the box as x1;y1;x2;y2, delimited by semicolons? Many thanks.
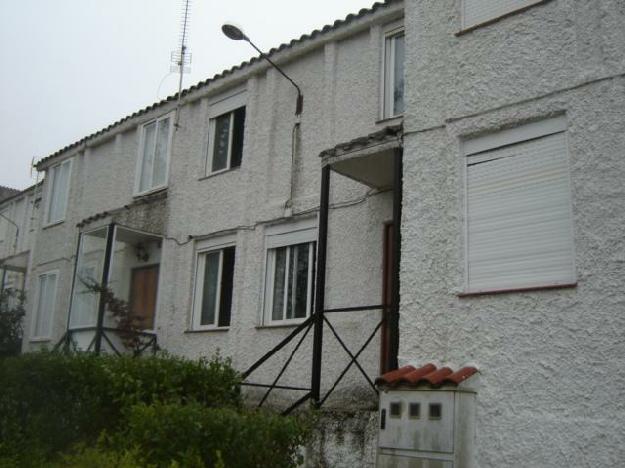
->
375;365;477;468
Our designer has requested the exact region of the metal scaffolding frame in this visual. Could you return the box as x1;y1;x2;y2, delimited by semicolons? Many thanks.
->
243;147;403;413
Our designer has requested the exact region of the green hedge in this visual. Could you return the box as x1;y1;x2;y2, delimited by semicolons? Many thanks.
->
0;352;236;464
107;402;308;467
0;352;309;467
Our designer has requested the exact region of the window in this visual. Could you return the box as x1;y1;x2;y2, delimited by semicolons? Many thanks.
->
136;114;172;194
32;271;58;339
192;239;236;329
463;116;576;293
462;0;545;30
263;220;317;325
208;107;246;174
383;23;405;118
206;89;247;175
45;159;71;225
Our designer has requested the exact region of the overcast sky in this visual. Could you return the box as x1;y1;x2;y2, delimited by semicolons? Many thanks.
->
0;0;376;190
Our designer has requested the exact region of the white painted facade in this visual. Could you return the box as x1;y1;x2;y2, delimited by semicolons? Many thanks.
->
16;0;625;466
401;0;625;466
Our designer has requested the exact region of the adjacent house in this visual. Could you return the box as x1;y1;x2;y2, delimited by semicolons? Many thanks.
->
0;183;40;302
7;0;625;466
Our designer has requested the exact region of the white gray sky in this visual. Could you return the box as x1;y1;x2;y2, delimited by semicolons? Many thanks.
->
0;0;376;190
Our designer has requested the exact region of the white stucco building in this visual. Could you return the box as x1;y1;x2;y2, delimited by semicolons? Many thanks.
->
8;0;625;466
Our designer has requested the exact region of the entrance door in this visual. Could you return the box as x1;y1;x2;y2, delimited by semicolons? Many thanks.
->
129;265;159;330
380;222;394;374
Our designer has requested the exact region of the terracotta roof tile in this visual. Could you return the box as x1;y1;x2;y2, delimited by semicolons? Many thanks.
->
376;364;478;388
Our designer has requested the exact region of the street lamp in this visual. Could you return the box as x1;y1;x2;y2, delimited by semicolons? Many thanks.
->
222;23;303;115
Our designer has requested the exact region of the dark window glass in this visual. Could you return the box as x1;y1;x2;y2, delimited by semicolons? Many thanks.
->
230;107;246;168
212;113;231;172
272;247;287;321
218;246;235;327
390;401;402;418
393;33;405;115
429;403;442;420
201;251;220;325
293;243;310;318
409;402;420;418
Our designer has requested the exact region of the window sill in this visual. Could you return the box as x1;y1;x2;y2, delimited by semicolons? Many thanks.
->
132;186;168;199
198;166;241;182
455;0;553;36
457;282;577;297
376;114;403;126
255;321;307;330
42;219;65;230
29;337;52;343
184;327;229;334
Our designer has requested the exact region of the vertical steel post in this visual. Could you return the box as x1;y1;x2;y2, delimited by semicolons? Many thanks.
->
94;223;115;354
311;165;330;406
65;230;85;341
388;148;403;371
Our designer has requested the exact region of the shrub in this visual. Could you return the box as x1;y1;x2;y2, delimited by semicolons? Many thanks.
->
108;402;310;468
0;352;240;464
0;288;25;358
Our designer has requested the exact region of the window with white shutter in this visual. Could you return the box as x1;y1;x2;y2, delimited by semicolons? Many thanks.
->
463;116;576;293
462;0;545;30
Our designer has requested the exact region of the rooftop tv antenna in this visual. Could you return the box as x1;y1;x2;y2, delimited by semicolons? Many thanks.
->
172;0;192;129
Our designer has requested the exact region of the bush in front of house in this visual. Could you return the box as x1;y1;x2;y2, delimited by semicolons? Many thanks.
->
0;351;241;466
0;288;25;358
100;402;309;467
0;351;310;468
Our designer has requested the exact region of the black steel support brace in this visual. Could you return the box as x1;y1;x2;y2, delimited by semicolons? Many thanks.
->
389;148;403;372
94;223;115;354
311;165;330;406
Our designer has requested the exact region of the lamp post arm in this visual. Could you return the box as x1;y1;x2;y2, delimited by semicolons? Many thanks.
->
246;39;303;115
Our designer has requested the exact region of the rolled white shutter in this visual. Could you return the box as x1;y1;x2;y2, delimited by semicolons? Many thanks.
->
463;0;545;29
466;130;575;292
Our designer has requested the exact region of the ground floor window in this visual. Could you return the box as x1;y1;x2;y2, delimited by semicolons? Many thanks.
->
192;237;236;330
263;219;317;325
32;270;58;339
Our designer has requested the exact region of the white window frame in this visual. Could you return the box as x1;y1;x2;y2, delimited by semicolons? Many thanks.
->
31;270;59;341
191;234;236;330
461;0;546;31
381;20;405;120
44;158;72;227
206;88;247;176
262;218;317;326
134;113;174;196
461;116;576;294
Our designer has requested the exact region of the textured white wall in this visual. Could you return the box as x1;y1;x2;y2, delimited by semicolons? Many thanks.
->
23;4;405;412
402;1;625;466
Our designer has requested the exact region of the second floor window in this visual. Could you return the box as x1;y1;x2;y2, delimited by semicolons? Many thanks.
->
46;159;72;225
209;107;246;174
383;24;405;118
136;115;172;194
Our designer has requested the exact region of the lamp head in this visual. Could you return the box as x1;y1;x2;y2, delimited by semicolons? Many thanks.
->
222;23;248;41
